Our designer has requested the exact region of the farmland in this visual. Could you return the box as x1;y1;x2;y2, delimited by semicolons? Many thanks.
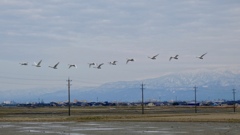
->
0;106;239;122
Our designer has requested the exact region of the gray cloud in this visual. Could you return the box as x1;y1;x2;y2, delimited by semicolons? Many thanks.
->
0;0;239;92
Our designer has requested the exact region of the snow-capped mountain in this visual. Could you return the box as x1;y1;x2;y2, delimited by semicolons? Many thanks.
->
2;69;240;102
77;69;239;102
100;69;240;90
145;69;240;89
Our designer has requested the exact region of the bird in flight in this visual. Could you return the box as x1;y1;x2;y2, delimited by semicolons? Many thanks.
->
148;54;159;60
88;63;96;68
32;60;42;67
19;62;28;66
94;63;104;69
169;55;179;61
126;58;134;64
109;61;117;65
68;64;77;69
49;62;60;69
196;53;207;59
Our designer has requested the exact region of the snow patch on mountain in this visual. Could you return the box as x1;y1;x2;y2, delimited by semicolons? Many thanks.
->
99;68;240;91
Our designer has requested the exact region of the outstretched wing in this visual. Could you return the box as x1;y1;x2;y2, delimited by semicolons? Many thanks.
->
37;60;42;66
201;53;207;57
126;59;129;64
54;62;59;68
153;54;159;58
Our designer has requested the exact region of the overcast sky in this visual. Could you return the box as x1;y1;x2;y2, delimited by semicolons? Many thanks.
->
0;0;240;92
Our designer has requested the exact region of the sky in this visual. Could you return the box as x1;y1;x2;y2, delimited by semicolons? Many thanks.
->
0;0;240;92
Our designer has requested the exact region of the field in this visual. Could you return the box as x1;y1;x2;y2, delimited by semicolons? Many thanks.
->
0;106;239;122
1;106;240;135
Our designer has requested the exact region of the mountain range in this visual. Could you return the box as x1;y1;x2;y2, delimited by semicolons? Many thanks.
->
1;69;240;103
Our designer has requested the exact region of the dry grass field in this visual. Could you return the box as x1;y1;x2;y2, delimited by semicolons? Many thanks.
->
0;106;239;123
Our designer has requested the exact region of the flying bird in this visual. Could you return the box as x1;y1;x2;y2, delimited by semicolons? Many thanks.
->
94;63;104;69
126;58;134;64
109;61;117;65
88;63;96;68
49;62;60;69
19;62;28;66
148;54;159;60
169;55;179;61
32;60;42;67
68;64;77;69
196;53;207;59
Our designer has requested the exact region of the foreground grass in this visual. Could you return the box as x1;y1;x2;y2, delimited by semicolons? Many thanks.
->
0;106;239;122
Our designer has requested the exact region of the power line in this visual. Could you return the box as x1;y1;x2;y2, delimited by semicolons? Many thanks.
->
0;74;106;86
0;81;64;86
0;75;64;82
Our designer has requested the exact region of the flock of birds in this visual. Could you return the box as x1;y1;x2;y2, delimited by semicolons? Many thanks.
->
19;53;207;69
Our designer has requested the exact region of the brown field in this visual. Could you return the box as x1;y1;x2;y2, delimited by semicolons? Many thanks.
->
0;106;239;122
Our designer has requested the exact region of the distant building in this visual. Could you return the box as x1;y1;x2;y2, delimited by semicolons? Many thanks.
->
3;101;16;104
146;102;155;106
187;102;200;106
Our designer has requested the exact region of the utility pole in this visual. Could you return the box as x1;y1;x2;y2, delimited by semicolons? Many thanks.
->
141;83;145;114
233;88;236;113
67;77;72;116
194;86;197;113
